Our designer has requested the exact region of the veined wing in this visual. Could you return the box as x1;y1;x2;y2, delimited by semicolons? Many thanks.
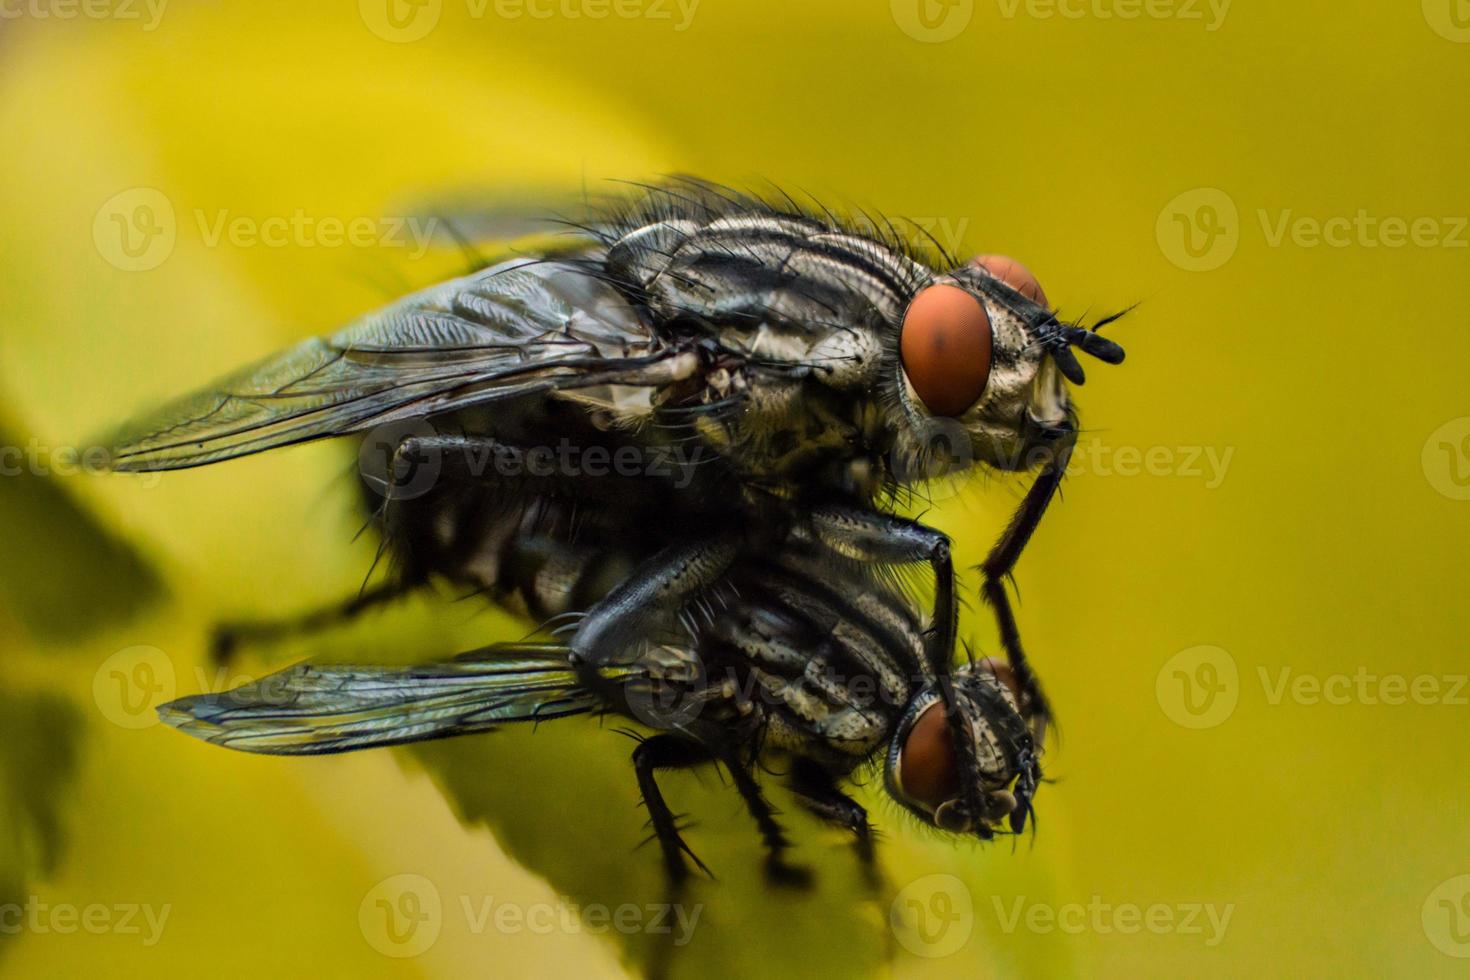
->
104;257;688;471
157;646;632;755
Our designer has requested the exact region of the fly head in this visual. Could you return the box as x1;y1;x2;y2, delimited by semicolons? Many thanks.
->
892;256;1125;479
884;657;1041;839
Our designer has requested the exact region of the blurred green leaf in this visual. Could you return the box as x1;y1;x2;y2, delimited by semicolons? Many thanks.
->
0;418;161;643
0;691;84;960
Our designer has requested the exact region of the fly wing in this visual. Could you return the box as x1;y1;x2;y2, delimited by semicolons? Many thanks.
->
103;257;682;471
156;646;633;755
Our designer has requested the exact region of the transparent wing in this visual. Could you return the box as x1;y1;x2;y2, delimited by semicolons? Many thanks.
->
157;646;616;755
103;257;678;471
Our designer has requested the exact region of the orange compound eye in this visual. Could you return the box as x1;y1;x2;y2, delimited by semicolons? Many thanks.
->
972;254;1048;307
899;283;993;417
898;702;960;810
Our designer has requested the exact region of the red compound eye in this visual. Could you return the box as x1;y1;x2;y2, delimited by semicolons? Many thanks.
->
899;702;960;810
899;283;993;417
973;254;1048;307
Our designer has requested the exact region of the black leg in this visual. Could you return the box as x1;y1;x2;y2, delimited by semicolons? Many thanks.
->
210;581;407;665
788;759;877;883
979;441;1074;734
631;734;713;886
632;736;713;980
373;432;594;502
717;747;812;888
569;536;740;692
806;506;991;819
807;506;955;680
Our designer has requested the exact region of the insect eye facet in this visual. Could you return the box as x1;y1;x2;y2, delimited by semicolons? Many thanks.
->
898;702;960;810
973;254;1049;307
899;284;993;417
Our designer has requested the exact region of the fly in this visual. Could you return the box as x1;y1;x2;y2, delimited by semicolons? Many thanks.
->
102;177;1127;845
160;539;1041;885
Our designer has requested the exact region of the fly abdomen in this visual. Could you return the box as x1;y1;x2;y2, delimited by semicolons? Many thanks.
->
499;534;637;623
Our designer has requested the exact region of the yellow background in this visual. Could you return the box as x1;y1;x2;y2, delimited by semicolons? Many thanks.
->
1;0;1467;976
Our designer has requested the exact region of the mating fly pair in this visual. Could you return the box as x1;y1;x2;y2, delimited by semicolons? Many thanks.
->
105;179;1126;881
